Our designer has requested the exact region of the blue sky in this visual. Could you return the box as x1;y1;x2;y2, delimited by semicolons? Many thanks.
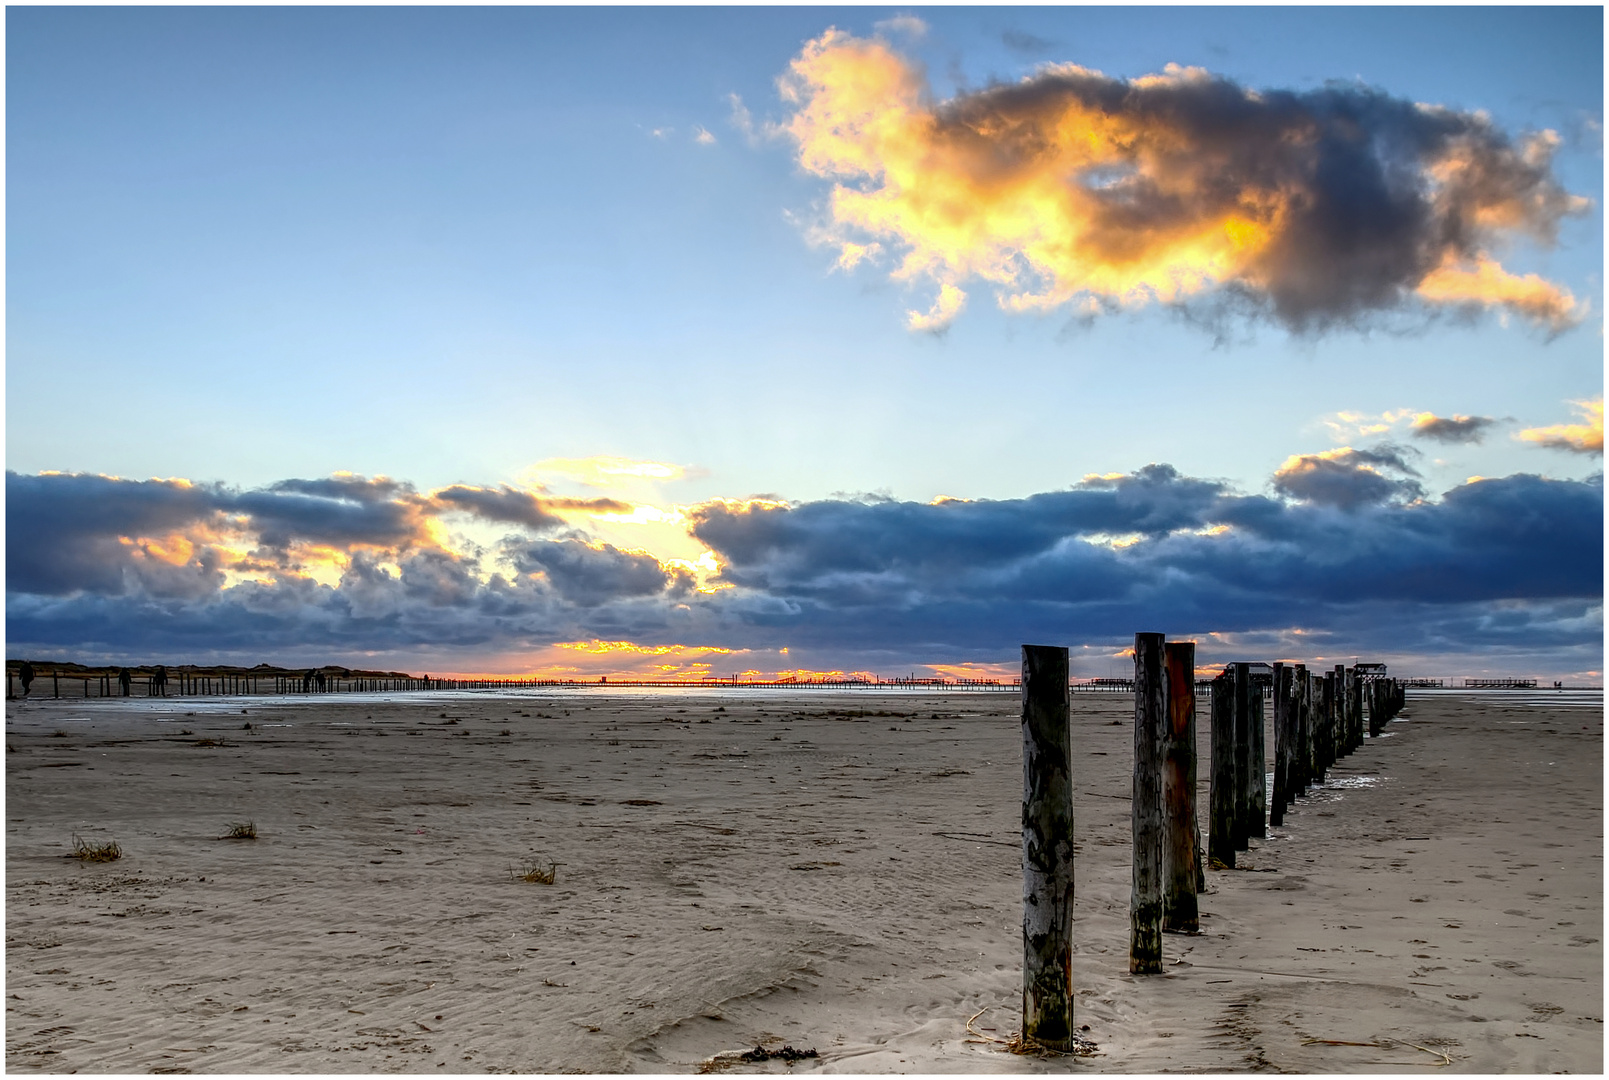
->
7;7;1603;680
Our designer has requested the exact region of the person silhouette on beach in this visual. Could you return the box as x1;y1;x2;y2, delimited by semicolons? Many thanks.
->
19;661;34;698
302;669;315;693
118;668;131;696
152;665;168;697
315;670;327;692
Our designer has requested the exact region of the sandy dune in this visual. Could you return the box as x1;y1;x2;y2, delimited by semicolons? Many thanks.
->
5;687;1601;1073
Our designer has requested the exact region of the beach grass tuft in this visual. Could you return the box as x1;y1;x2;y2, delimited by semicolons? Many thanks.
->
513;860;559;885
222;821;257;840
68;834;122;862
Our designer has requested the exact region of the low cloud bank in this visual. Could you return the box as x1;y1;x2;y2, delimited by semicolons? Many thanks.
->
6;463;1601;676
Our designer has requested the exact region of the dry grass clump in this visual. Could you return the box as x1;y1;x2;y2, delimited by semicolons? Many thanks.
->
221;821;257;840
192;736;228;748
513;860;559;884
67;835;122;862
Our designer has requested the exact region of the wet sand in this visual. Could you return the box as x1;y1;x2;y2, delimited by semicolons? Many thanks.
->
5;687;1602;1073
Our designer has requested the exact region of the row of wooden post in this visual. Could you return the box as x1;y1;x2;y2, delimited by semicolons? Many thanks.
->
1020;639;1408;1050
1;672;582;698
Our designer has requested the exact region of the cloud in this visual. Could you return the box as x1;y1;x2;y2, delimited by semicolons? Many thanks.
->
779;30;1589;334
527;456;687;488
1001;30;1057;55
1271;445;1424;508
907;282;966;331
1322;409;1414;440
8;464;1600;678
1516;398;1604;455
873;14;928;38
1409;412;1499;444
687;467;1601;665
506;539;688;607
430;484;626;531
693;125;717;146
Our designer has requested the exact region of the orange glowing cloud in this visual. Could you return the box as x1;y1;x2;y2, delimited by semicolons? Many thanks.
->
780;30;1587;333
1516;398;1604;455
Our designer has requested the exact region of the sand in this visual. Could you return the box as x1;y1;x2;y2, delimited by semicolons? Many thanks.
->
5;686;1602;1073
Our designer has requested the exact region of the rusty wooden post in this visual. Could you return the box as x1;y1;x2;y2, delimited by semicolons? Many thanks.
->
1162;640;1199;932
1131;632;1165;972
1021;644;1074;1049
1208;671;1235;868
1231;662;1251;850
1250;681;1267;838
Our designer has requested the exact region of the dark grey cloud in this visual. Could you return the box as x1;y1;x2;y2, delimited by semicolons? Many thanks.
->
506;539;686;607
685;468;1601;663
1271;445;1424;509
7;465;1600;676
430;484;628;532
1410;413;1500;444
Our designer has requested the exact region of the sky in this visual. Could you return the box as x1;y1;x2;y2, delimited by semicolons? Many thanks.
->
6;6;1603;682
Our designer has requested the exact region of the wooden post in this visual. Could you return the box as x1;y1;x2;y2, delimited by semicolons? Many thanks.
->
1291;665;1308;796
1317;674;1334;783
1131;632;1165;972
1270;663;1288;825
1021;644;1075;1049
1349;667;1363;750
1250;683;1267;839
53;671;59;698
1330;669;1343;761
1208;671;1235;868
1231;662;1251;851
1162;640;1198;932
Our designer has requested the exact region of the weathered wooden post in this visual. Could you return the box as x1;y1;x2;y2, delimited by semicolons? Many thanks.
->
1318;673;1336;782
1021;644;1075;1049
1333;665;1348;756
1250;683;1267;838
53;671;59;698
1231;662;1251;850
1291;665;1309;796
1131;632;1165;972
1350;667;1364;749
1162;640;1199;932
1270;663;1290;825
1208;671;1235;868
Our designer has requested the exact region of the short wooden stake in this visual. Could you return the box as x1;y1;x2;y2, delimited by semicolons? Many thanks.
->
1130;632;1165;973
1208;672;1235;868
1161;640;1199;932
1021;644;1075;1049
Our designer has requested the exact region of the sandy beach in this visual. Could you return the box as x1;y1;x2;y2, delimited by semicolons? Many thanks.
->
5;686;1601;1073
